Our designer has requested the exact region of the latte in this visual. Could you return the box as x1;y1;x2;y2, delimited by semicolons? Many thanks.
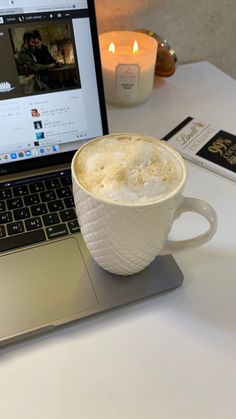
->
74;134;184;204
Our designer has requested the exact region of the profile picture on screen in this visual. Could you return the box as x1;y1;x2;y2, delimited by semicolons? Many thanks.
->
34;121;42;130
35;131;45;140
31;108;40;117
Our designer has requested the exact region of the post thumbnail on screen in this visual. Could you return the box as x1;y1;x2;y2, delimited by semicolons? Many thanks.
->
9;22;81;96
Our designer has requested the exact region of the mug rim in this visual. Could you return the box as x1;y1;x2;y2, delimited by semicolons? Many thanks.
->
71;133;187;208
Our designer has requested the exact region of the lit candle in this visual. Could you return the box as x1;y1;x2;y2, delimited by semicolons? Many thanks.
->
99;31;158;107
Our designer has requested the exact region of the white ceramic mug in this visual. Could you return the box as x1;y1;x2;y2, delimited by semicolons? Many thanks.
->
71;134;217;276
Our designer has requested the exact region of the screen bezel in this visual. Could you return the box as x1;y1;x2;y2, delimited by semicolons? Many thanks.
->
0;0;109;177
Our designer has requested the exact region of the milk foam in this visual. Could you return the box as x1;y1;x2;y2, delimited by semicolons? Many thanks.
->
75;134;183;204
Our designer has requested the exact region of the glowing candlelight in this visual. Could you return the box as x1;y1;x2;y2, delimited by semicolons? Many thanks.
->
133;40;138;54
109;42;115;54
100;31;158;106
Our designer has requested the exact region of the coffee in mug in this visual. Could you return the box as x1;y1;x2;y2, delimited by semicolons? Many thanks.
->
72;133;217;276
75;134;183;204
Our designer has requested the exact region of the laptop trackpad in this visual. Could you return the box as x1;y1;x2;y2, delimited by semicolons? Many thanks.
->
0;238;98;340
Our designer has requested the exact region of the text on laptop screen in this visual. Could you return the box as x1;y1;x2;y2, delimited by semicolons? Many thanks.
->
0;0;105;167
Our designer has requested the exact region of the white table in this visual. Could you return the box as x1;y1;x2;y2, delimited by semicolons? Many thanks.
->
1;62;235;419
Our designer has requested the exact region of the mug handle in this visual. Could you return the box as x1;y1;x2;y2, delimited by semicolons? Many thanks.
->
160;197;217;255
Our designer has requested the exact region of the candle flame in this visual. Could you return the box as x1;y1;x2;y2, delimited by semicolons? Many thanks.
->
133;40;139;54
109;42;115;54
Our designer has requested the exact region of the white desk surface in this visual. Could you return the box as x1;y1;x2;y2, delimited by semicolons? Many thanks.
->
1;62;235;419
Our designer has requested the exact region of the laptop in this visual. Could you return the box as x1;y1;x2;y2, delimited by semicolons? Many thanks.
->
0;0;183;346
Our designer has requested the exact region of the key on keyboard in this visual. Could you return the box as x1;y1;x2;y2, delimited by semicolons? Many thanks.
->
0;170;80;253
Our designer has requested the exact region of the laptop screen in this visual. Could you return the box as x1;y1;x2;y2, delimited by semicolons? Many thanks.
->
0;0;108;176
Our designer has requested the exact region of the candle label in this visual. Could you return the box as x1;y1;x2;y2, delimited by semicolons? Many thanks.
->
116;64;140;100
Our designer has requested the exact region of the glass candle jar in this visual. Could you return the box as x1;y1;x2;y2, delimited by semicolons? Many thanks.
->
99;31;158;107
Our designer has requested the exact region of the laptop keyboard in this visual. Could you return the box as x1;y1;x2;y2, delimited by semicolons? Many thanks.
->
0;169;80;253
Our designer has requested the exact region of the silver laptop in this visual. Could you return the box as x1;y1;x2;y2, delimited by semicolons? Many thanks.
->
0;0;183;346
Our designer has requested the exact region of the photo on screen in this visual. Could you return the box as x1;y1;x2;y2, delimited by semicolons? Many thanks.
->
9;22;81;96
35;131;45;140
31;108;40;117
34;120;43;129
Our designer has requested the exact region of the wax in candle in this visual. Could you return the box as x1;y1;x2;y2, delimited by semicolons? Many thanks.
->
99;31;158;107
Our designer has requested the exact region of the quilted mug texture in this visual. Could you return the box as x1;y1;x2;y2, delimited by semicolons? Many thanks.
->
73;179;179;275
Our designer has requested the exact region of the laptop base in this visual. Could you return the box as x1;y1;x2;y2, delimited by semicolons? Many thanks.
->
0;236;183;347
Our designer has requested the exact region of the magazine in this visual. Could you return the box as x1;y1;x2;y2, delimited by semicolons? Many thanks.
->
162;117;236;182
